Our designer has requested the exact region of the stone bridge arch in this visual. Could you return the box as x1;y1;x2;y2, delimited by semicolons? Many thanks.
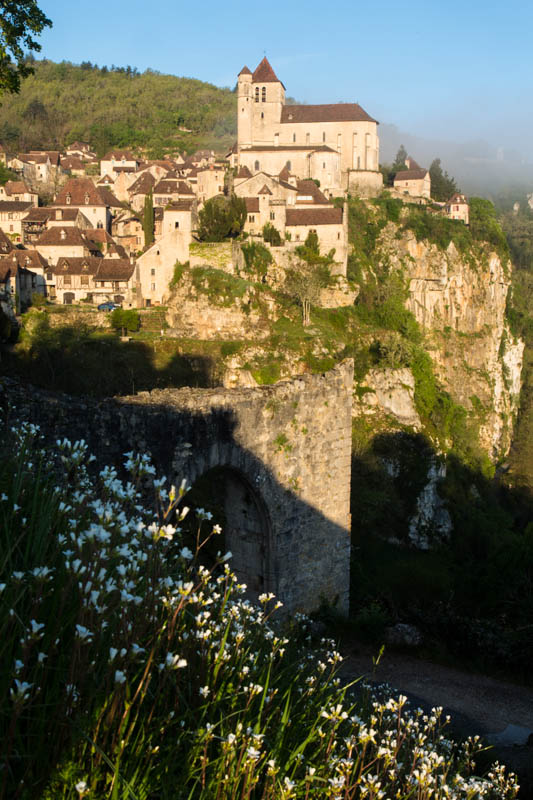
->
5;360;353;614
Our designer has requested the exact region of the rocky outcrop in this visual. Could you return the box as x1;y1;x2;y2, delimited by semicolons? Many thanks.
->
357;367;420;428
378;229;524;457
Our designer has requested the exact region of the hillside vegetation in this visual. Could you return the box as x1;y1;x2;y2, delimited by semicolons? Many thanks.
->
0;60;237;156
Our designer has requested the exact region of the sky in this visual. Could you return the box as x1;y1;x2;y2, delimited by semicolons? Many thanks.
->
36;0;533;161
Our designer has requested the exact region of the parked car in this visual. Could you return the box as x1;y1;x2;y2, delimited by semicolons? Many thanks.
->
97;301;121;312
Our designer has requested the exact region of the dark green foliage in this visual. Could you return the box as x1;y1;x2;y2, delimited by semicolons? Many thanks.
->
469;197;509;261
142;189;154;247
429;158;458;202
0;1;51;95
401;205;472;252
197;194;246;242
372;194;402;223
262;222;282;246
0;162;18;184
191;266;249;306
392;145;408;172
241;241;272;278
0;59;236;152
2;314;216;395
169;259;188;287
110;308;140;335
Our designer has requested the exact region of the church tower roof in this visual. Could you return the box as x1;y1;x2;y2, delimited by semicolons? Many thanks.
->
252;57;285;88
238;65;252;76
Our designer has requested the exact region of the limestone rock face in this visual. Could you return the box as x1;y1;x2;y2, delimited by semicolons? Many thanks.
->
407;459;452;549
381;229;524;457
360;368;420;428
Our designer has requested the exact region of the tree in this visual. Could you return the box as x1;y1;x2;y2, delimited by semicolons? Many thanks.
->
285;232;333;325
0;0;52;95
262;222;282;246
110;308;140;337
143;190;154;247
197;194;246;242
392;145;408;172
429;158;458;202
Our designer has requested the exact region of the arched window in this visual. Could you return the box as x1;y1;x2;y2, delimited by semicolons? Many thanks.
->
292;133;296;143
261;112;264;119
286;161;292;171
261;86;266;102
254;160;260;171
66;193;71;205
254;87;259;103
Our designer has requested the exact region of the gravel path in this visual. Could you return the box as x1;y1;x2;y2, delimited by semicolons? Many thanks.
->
341;640;533;734
340;641;533;797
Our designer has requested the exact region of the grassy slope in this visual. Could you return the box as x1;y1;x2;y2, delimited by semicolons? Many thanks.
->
0;60;237;157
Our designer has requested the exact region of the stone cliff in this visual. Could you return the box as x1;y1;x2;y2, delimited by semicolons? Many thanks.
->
374;227;524;457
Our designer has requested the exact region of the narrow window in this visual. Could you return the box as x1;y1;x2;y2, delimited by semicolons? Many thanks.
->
306;132;310;145
322;132;326;142
261;112;264;119
175;221;179;229
261;86;266;102
292;133;296;143
337;133;342;153
286;161;291;171
270;211;275;220
151;282;156;291
254;160;260;171
151;268;155;275
255;87;259;102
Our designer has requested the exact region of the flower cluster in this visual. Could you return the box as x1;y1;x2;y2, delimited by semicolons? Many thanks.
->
0;424;518;799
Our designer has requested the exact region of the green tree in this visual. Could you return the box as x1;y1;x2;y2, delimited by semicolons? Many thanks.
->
197;194;246;242
392;145;408;172
0;0;52;95
262;222;282;246
110;308;140;336
429;158;458;201
143;190;154;247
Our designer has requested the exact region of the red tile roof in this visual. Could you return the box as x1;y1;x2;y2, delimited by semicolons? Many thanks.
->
128;172;155;195
296;180;329;204
0;201;33;212
252;57;285;88
54;177;106;207
0;228;15;253
258;184;272;195
94;258;135;281
235;165;252;179
281;103;376;124
52;257;101;275
394;168;428;182
36;227;94;247
285;207;343;226
239;65;252;76
244;197;260;213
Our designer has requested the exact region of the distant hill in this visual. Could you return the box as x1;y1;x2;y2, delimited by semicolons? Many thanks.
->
0;60;238;157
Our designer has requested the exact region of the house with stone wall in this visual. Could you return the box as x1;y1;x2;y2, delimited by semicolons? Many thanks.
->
445;192;469;225
393;157;431;199
235;58;382;196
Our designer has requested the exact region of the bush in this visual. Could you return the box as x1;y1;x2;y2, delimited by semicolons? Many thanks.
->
110;308;140;335
197;194;246;242
0;426;519;799
262;222;282;247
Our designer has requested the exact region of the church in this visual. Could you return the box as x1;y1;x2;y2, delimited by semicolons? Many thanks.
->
236;58;383;196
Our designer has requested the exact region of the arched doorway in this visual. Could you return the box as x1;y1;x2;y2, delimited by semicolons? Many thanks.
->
182;466;273;600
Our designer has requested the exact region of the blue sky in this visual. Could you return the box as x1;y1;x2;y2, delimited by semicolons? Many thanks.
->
37;0;533;159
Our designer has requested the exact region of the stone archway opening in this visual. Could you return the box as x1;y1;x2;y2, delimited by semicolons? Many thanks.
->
182;466;272;600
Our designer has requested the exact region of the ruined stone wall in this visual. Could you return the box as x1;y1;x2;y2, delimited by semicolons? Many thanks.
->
4;360;353;615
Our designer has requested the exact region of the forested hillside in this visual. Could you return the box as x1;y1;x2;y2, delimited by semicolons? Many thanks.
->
0;59;237;157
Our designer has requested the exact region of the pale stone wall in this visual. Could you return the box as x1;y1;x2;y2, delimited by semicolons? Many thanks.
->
285;223;347;275
197;167;226;205
36;242;87;264
393;174;431;199
135;229;189;307
4;360;353;614
347;169;384;197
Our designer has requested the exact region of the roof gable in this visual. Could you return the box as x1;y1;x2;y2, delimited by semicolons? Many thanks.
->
252;57;285;88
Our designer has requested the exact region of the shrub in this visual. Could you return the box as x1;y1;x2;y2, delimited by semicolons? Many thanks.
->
110;308;140;335
169;259;189;288
197;194;246;242
262;222;282;247
0;426;519;799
